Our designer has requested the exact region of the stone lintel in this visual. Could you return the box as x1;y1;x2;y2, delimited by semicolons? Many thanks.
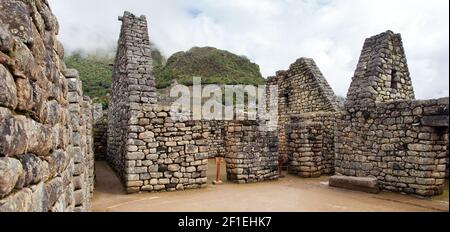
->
421;115;449;127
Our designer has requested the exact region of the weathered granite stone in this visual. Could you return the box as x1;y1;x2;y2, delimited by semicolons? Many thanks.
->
0;157;23;198
0;187;32;212
0;25;14;52
15;153;45;189
421;115;449;127
0;0;33;45
0;0;95;211
11;39;39;80
0;64;17;109
45;176;63;209
15;77;34;111
25;119;53;157
63;68;79;79
30;182;48;212
44;150;70;179
0;109;28;156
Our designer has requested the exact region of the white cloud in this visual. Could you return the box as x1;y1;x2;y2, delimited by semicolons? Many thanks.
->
49;0;449;99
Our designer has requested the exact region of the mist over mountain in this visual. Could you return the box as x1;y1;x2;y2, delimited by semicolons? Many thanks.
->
155;46;266;89
64;45;266;106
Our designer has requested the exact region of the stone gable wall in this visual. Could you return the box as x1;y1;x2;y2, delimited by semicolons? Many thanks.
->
106;11;157;184
335;31;449;197
345;31;415;110
267;58;341;177
107;12;213;193
107;11;281;193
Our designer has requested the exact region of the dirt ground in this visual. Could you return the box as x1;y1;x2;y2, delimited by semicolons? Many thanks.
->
92;160;449;212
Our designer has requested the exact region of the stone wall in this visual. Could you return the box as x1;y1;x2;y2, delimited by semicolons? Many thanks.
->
334;31;449;197
205;120;225;158
224;120;279;183
106;11;156;185
336;98;449;196
106;11;281;191
66;71;95;212
130;106;211;193
0;0;94;211
287;112;337;177
93;104;107;160
287;122;323;177
82;97;94;210
107;104;212;193
345;31;415;110
107;12;213;193
267;58;341;176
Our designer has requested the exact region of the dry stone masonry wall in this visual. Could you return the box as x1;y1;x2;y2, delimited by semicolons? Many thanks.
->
205;120;225;158
108;105;213;193
345;31;415;110
333;31;449;197
127;106;213;193
106;11;156;185
66;70;95;211
0;0;94;211
107;12;280;193
335;98;449;196
93;104;108;160
287;112;337;177
107;12;214;193
267;58;341;177
1;2;448;210
224;120;279;183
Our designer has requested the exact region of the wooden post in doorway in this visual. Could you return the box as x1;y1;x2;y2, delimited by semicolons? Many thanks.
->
213;157;224;185
278;156;286;178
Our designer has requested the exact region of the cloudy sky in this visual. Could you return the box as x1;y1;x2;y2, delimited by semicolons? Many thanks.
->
50;0;449;99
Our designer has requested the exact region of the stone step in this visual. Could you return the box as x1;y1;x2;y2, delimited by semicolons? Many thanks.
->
329;176;380;194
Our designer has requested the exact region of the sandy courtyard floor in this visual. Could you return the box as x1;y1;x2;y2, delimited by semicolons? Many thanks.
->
92;160;449;212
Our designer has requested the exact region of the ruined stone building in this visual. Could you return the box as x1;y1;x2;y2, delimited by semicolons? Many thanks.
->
264;32;448;197
0;1;448;212
267;58;342;177
104;12;279;193
331;31;449;196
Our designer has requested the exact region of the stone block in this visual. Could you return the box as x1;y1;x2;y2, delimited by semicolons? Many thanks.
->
0;157;23;198
0;64;17;109
0;188;32;212
329;175;380;194
421;115;448;127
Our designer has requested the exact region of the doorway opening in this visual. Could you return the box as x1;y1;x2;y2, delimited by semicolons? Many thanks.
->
207;157;227;185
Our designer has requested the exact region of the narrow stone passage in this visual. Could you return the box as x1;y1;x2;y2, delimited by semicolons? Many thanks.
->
92;160;449;212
